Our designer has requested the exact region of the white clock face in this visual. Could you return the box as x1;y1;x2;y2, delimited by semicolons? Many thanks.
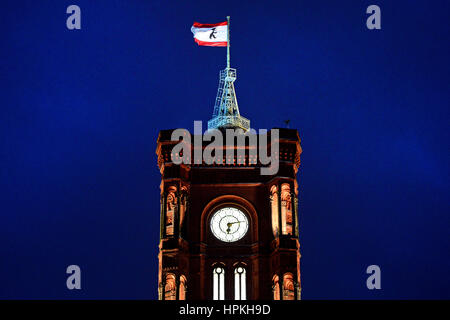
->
210;207;249;242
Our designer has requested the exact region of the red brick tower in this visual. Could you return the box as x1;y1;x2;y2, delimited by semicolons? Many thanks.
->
156;127;302;300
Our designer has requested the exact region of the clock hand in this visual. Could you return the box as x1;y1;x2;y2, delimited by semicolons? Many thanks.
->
228;221;245;225
225;220;244;234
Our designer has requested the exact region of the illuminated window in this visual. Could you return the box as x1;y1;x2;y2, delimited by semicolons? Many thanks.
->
164;274;176;300
165;186;177;236
234;266;246;300
272;275;280;300
270;185;279;236
281;184;293;235
179;275;187;300
213;267;225;300
283;273;295;300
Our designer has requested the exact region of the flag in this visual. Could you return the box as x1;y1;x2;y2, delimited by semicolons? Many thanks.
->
191;21;228;47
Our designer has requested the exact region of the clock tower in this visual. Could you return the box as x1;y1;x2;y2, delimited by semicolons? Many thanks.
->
156;65;302;300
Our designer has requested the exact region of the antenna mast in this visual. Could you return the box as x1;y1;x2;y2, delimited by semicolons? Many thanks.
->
208;16;250;132
227;16;230;69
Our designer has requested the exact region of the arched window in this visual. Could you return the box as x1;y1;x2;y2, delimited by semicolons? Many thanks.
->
272;275;280;300
179;275;187;300
270;185;279;236
165;186;177;236
282;273;295;300
234;266;246;300
164;273;176;300
213;267;225;300
281;184;293;235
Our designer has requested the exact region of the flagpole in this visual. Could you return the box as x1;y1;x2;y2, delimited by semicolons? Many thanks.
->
227;16;230;69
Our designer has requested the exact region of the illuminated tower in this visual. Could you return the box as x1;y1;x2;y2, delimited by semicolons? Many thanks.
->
156;17;302;300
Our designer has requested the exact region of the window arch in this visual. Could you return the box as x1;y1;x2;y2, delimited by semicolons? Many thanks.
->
164;273;176;300
282;273;295;300
213;266;225;300
234;266;246;300
270;185;279;236
281;184;293;235
165;186;177;236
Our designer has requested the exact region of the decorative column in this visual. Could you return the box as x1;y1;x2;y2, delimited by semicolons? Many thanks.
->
175;275;180;300
290;186;297;237
277;183;282;237
179;192;185;239
269;192;274;237
158;283;162;300
295;282;301;300
182;193;190;239
174;190;181;239
160;192;167;239
160;277;166;300
182;280;188;300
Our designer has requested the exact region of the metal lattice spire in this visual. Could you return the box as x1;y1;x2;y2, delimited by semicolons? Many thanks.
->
207;16;250;132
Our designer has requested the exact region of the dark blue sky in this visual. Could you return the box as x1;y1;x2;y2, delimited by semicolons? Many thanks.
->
0;0;449;299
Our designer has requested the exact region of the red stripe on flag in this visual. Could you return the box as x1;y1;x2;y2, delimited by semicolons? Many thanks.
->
192;21;228;28
194;38;227;47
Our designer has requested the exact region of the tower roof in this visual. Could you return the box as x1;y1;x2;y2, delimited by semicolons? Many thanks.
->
207;67;250;132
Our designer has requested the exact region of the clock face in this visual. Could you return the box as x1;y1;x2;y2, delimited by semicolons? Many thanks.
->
210;207;249;242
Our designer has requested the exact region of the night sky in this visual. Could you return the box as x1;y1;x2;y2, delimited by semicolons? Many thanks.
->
1;0;449;299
